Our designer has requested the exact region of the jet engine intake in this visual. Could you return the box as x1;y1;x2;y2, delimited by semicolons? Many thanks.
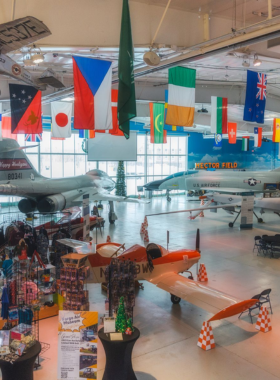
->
37;194;66;213
18;199;37;214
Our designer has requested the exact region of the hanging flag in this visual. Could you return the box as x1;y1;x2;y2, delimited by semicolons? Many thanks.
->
254;127;262;147
242;136;250;151
272;118;280;142
228;122;237;144
96;90;124;136
211;96;228;134
73;56;112;131
164;90;176;131
150;103;167;144
165;67;196;127
25;133;42;142
214;134;222;147
118;0;136;139
1;117;17;140
243;70;267;124
0;103;2;141
9;84;42;134
51;101;72;138
78;130;95;139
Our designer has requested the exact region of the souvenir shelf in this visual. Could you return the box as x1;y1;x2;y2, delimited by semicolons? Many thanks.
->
59;253;90;311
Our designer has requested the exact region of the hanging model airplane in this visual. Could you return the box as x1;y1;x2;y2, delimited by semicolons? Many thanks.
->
58;230;258;323
0;138;148;223
0;16;64;89
144;168;280;201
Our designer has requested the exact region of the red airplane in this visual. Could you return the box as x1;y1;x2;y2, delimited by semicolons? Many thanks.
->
59;230;257;322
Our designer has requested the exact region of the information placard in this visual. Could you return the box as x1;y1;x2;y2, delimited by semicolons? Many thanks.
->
58;311;98;380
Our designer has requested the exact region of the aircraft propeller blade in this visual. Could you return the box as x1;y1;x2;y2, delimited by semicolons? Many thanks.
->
196;228;200;252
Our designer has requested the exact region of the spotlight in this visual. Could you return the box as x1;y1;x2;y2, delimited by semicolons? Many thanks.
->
32;53;44;64
23;58;35;66
143;50;160;66
242;60;250;68
253;54;262;67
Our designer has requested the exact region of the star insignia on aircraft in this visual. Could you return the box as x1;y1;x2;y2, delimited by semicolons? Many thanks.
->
248;178;257;186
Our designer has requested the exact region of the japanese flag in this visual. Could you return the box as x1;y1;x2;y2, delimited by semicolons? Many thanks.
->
51;101;72;138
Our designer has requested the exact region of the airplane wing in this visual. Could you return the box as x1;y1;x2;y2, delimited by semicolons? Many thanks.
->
72;188;150;204
150;273;257;321
57;238;94;254
147;203;239;217
0;17;51;54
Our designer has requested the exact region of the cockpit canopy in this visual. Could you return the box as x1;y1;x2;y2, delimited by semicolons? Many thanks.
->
164;170;198;181
86;169;109;179
146;243;168;260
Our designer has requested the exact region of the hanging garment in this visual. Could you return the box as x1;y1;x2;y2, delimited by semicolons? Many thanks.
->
1;287;9;319
2;258;13;277
0;227;5;246
24;236;37;258
18;308;33;324
39;227;48;239
36;233;49;263
18;249;27;260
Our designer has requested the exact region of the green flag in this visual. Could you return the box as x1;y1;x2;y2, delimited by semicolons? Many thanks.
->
150;103;167;144
118;0;136;139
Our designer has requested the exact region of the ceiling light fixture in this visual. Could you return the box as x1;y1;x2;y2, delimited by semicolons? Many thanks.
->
253;54;262;67
143;49;160;66
23;56;36;66
32;53;44;64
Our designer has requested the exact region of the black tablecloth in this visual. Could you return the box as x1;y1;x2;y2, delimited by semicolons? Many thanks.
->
0;341;41;380
98;327;140;380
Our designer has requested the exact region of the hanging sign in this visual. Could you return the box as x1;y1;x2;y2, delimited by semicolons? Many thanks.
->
58;311;98;380
195;162;238;169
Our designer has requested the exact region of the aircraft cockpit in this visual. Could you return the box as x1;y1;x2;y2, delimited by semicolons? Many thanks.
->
146;243;168;260
86;169;115;191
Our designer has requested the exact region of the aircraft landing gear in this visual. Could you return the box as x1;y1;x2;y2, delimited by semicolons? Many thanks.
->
171;294;181;304
228;210;241;228
166;190;171;202
108;201;118;224
253;211;263;223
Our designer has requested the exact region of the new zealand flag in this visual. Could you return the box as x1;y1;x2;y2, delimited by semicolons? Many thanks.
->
243;70;267;124
9;84;42;134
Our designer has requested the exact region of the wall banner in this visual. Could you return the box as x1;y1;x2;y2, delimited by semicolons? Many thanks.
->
58;311;98;380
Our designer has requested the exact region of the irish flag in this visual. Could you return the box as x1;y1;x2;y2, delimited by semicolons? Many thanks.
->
165;67;196;127
211;96;228;134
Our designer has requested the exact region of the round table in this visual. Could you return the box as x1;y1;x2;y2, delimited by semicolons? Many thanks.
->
98;327;140;380
0;341;41;380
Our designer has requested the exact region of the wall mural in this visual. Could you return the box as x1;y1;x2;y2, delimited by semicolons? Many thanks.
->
188;133;280;171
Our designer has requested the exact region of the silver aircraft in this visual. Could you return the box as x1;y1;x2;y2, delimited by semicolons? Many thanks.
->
0;138;148;223
144;168;280;201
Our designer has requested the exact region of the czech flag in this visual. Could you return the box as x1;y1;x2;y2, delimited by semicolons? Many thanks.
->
9;84;42;134
73;56;113;131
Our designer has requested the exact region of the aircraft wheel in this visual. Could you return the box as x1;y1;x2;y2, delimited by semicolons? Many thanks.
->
167;197;171;202
258;218;263;223
229;222;234;228
170;294;181;304
188;275;194;280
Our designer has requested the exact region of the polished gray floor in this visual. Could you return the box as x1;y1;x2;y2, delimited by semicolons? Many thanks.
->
35;195;280;380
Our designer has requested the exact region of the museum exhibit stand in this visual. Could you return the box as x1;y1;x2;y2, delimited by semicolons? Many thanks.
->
98;327;140;380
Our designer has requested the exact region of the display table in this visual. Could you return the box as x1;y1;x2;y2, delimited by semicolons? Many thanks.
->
98;327;140;380
0;341;41;380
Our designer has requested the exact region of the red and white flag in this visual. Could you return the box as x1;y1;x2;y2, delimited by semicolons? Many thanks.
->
254;127;262;148
228;122;237;144
51;101;72;138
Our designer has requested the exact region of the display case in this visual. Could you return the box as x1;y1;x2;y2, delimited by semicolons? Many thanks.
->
10;323;36;350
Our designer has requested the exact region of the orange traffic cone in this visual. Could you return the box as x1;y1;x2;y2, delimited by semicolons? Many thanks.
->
144;216;148;227
138;194;141;199
255;306;272;333
197;263;208;282
140;223;146;234
199;199;205;217
106;235;111;243
197;321;215;351
144;229;149;243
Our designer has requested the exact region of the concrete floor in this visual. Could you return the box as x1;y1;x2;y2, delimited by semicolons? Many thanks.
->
28;196;280;379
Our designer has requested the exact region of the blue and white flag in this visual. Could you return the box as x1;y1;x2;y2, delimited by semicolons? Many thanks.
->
214;133;222;147
243;70;267;124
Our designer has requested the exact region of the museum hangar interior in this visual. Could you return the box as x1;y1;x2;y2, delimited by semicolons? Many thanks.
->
0;1;279;380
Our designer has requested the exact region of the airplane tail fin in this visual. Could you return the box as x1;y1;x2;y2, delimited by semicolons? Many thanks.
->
0;138;43;181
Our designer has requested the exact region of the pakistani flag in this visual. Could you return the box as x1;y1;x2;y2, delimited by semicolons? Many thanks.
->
117;0;136;139
211;96;228;134
242;137;250;151
150;103;167;144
